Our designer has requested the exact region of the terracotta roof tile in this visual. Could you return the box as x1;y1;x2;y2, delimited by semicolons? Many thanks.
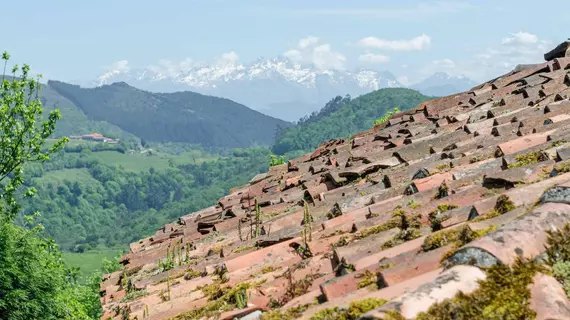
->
102;41;570;319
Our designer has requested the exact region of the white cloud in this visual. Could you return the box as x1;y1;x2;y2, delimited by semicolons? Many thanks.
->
417;32;553;82
148;58;195;77
298;36;319;49
283;36;346;70
110;60;130;72
358;53;390;63
356;34;431;51
97;60;131;84
217;51;240;65
432;58;456;69
501;32;538;46
397;76;411;86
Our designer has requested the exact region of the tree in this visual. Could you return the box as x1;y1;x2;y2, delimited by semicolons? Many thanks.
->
0;52;98;319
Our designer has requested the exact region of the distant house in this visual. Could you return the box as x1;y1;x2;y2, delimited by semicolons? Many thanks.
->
69;133;120;143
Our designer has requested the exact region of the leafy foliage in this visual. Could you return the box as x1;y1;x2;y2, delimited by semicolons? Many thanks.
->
373;106;400;126
271;89;432;155
269;154;286;167
0;52;99;320
546;223;570;298
47;80;290;148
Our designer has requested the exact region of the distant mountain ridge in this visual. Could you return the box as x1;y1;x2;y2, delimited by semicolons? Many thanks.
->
46;80;290;149
410;72;478;96
90;56;476;121
91;57;404;121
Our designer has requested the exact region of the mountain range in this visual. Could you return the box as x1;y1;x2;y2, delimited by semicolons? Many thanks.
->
89;57;477;122
43;80;290;149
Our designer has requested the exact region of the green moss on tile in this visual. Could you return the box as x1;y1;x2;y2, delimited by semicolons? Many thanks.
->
423;225;496;252
507;150;549;168
260;303;315;320
310;298;387;320
428;203;458;231
472;194;516;222
415;259;544;319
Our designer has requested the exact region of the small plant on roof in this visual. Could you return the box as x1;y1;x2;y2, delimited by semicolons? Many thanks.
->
508;150;549;168
381;209;422;249
373;107;400;127
433;181;450;200
472;194;516;222
158;246;175;272
269;154;286;167
428;203;458;231
302;200;313;242
254;199;263;238
545;223;570;298
326;203;342;219
414;258;544;319
310;298;387;320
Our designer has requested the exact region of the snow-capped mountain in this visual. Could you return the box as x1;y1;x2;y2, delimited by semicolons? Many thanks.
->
92;57;403;122
410;72;478;97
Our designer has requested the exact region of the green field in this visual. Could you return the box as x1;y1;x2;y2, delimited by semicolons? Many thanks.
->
88;150;218;173
34;168;101;185
63;249;123;281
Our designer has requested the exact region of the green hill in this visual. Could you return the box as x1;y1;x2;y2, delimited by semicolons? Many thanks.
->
271;88;433;155
47;81;291;148
39;82;140;141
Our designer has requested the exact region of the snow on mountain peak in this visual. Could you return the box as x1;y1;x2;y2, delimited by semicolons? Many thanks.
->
94;56;404;91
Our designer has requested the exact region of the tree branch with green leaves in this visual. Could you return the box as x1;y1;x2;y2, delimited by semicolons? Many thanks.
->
0;51;68;222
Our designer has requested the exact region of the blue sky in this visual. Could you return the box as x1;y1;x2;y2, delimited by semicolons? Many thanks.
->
2;0;569;84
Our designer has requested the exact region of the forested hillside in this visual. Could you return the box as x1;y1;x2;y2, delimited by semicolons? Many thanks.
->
271;88;433;154
17;145;271;251
48;80;291;148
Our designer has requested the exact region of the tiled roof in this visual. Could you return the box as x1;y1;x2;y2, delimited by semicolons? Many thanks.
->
100;42;570;320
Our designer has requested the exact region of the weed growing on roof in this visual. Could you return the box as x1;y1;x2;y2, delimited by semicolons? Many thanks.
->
507;150;549;168
332;236;350;248
154;268;187;284
232;243;255;254
261;303;315;320
183;268;203;281
356;262;394;290
472;194;516;222
321;229;346;239
381;209;422;249
428;203;458;231
207;241;233;256
175;281;256;319
551;140;567;148
373;107;400;127
433;181;450;200
260;265;282;274
407;199;422;209
269;154;286;167
302;200;313;243
413;258;544;319
121;289;149;302
545;223;570;298
553;160;570;174
310;298;387;320
469;155;484;163
422;225;496;252
157;246;175;272
326;203;342;219
434;163;452;173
